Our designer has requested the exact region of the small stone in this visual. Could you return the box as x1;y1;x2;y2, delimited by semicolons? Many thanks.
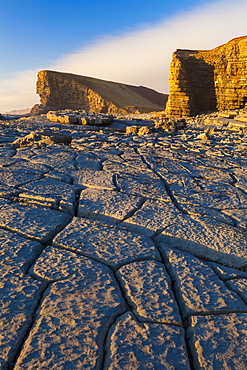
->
79;117;88;125
161;121;177;132
138;126;152;135
126;126;139;134
195;132;210;141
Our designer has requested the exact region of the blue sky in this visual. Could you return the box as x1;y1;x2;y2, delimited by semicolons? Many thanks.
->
1;0;247;111
1;0;212;78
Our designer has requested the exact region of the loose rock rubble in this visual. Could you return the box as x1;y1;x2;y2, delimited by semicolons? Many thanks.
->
1;110;247;369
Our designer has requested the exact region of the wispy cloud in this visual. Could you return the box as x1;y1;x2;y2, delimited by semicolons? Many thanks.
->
1;0;247;112
0;70;40;112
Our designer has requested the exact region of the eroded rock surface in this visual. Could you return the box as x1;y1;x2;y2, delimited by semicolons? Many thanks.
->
0;110;247;369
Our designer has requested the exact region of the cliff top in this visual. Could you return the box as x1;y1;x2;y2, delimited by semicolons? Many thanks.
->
175;35;247;56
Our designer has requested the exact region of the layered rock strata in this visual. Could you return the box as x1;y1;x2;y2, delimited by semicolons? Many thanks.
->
166;36;247;118
32;70;168;115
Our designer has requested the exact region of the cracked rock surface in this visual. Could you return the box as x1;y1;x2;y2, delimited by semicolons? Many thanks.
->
1;111;247;369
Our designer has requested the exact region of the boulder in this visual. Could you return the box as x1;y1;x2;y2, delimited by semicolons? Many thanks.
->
11;130;72;147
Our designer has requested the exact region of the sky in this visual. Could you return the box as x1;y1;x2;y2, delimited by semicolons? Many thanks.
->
1;0;247;112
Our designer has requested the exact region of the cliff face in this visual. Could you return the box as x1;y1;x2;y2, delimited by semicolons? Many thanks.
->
165;36;247;118
32;70;167;114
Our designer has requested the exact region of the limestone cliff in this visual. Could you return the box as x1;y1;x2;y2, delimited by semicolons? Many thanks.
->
32;70;167;114
165;36;247;118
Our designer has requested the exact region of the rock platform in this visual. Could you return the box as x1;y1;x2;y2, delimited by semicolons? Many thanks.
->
1;110;247;369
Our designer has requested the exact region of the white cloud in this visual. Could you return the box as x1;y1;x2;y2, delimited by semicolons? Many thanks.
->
0;70;40;113
1;0;247;112
51;0;247;92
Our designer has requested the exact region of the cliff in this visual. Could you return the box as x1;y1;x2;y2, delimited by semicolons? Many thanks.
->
32;70;168;114
165;36;247;118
